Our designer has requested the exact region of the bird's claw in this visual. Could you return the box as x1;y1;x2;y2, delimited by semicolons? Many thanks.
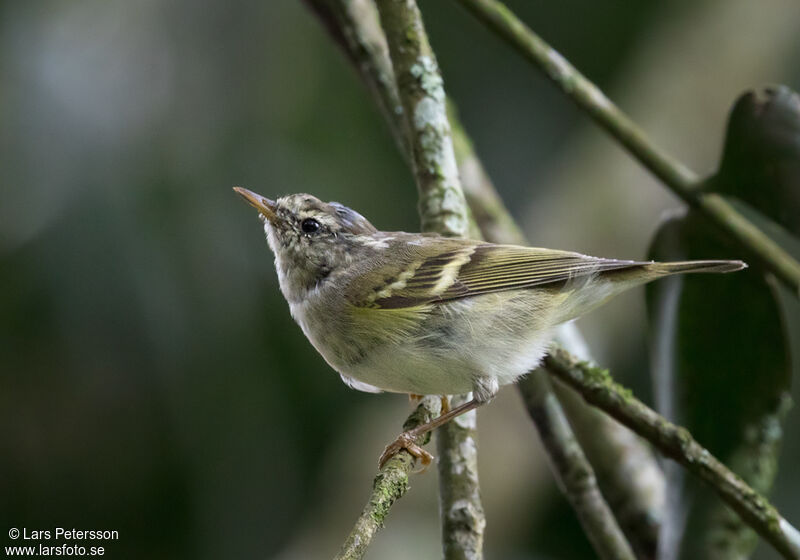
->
378;431;434;472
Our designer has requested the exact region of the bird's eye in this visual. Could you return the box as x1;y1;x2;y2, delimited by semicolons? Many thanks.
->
301;218;321;234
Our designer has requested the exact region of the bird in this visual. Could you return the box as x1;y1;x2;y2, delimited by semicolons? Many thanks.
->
233;187;746;467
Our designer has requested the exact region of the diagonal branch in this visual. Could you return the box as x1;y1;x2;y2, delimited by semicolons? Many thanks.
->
544;345;800;560
334;396;441;560
301;0;410;161
454;0;800;295
519;371;637;560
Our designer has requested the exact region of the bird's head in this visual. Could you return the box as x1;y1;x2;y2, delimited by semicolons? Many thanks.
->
234;187;378;301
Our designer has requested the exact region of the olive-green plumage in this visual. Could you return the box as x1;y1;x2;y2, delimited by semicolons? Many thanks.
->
234;188;745;403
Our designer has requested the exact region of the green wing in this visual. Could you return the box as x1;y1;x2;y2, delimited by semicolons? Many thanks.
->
360;241;642;309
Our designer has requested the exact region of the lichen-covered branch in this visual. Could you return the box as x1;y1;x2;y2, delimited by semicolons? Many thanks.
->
334;396;441;560
436;394;485;560
304;0;520;245
302;2;657;556
519;371;637;560
375;0;469;238
373;2;484;558
454;0;800;295
543;345;800;560
303;5;485;554
553;380;663;558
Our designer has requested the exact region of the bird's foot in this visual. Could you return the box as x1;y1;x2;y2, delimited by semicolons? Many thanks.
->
378;431;434;471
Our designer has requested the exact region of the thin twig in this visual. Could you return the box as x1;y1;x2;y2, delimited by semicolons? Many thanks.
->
334;396;441;560
552;325;664;559
301;0;410;161
543;345;800;560
454;0;800;295
519;372;636;560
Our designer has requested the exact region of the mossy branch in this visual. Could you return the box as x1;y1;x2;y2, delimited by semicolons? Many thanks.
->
334;396;441;560
303;0;524;244
454;0;800;295
543;345;800;560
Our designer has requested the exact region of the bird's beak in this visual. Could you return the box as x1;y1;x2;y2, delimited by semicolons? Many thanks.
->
233;187;278;224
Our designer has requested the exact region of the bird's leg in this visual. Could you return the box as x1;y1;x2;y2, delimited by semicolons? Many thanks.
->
440;395;450;414
378;398;482;469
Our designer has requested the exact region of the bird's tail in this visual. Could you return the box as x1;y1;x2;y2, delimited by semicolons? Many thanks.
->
644;259;747;276
554;258;746;325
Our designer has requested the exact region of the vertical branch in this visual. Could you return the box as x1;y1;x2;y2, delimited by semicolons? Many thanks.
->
375;0;469;237
553;324;664;558
302;2;652;557
436;394;485;560
373;1;483;558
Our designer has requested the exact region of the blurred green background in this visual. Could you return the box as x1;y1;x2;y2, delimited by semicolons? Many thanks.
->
1;1;799;558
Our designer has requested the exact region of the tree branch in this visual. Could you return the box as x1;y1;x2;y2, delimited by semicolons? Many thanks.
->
552;326;663;560
373;2;484;558
304;5;486;555
375;0;469;238
446;100;528;246
436;394;485;560
302;2;650;557
334;396;441;560
519;371;637;560
301;0;411;162
454;0;800;295
543;345;800;560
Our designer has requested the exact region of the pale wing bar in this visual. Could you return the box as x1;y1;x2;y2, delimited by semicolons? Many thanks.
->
372;243;644;309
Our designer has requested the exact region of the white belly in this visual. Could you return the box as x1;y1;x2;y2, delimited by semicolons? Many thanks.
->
290;290;561;398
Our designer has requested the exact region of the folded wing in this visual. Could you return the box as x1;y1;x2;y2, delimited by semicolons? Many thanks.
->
362;241;642;310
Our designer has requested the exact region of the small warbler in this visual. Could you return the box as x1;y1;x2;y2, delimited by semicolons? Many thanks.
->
234;187;745;467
